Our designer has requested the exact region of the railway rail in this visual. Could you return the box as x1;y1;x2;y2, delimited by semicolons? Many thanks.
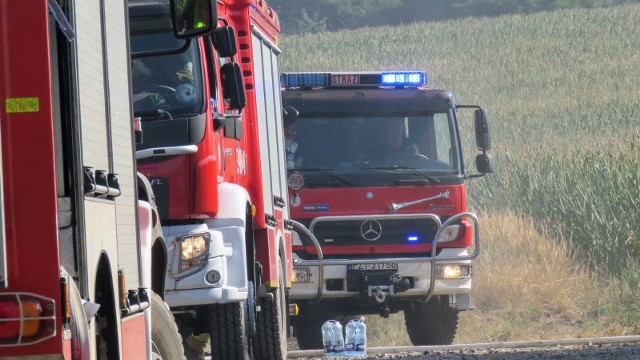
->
286;335;640;359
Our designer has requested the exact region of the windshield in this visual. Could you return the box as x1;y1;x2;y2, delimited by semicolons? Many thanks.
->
130;31;205;119
285;111;462;186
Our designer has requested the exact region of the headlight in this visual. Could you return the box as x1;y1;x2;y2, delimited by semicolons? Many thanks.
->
435;224;460;243
293;267;311;283
435;264;472;280
177;234;210;273
181;235;208;260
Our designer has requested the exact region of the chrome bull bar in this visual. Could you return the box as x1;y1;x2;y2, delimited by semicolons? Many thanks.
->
291;212;480;302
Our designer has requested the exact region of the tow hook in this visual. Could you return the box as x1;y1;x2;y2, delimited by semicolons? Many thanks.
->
373;286;386;303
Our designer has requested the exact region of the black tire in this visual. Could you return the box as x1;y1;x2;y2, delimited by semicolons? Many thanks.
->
293;313;324;350
404;296;459;345
209;302;250;360
151;291;186;360
253;256;287;360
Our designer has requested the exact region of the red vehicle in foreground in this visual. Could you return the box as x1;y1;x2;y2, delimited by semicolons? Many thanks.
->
0;0;213;358
131;0;292;358
281;71;493;349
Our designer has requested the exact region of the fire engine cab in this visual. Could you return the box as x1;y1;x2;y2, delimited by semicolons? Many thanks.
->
281;71;493;349
130;0;291;358
0;0;213;358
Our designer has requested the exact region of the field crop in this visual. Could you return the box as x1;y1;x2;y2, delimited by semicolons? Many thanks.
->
280;3;640;342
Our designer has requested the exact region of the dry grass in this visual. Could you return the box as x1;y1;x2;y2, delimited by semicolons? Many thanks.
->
365;212;637;346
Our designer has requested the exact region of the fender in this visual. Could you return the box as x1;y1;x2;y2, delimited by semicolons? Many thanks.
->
213;182;251;223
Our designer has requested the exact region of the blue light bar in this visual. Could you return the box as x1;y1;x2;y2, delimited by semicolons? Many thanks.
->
381;72;426;87
280;73;331;88
281;71;428;89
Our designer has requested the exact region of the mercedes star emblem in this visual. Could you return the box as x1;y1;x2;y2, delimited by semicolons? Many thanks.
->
360;219;382;241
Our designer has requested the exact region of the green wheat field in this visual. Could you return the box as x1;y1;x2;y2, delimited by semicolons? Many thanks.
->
280;4;640;345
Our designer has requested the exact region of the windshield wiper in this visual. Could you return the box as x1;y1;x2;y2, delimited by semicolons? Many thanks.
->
361;166;441;184
296;168;354;187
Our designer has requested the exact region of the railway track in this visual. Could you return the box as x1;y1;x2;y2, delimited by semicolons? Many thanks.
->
287;335;640;359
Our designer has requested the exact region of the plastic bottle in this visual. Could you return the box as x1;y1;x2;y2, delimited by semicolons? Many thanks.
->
344;320;357;356
332;320;345;357
354;320;367;357
322;320;335;357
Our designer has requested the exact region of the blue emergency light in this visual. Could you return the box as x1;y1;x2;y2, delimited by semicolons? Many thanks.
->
280;71;428;89
381;72;426;87
406;234;421;243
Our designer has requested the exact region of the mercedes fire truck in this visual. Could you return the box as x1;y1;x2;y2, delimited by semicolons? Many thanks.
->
0;0;213;358
130;0;291;358
281;71;493;349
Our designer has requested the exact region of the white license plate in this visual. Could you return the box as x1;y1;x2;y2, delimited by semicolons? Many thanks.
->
348;263;398;271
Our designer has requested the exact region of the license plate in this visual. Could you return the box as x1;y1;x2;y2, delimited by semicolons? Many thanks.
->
347;263;398;271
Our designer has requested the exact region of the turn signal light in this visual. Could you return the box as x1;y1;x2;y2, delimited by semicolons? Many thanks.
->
0;293;56;344
21;300;43;337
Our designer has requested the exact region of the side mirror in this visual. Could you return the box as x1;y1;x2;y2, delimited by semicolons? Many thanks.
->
213;26;237;58
220;62;246;110
474;108;491;151
169;0;216;39
212;112;226;132
476;154;494;174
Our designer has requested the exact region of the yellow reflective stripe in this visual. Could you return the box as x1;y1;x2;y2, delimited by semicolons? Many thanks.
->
265;280;279;288
5;97;39;113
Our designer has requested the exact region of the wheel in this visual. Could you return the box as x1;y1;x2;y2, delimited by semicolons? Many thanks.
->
154;84;176;94
151;291;186;360
66;272;91;360
293;313;324;350
404;296;459;345
209;302;250;360
252;256;288;360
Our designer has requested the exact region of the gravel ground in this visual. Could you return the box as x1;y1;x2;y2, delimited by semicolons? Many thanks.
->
288;342;640;359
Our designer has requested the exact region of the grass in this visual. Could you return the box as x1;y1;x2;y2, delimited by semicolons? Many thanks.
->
365;212;637;345
279;3;640;344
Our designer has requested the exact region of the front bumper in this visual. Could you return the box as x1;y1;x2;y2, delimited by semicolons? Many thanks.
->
290;248;472;300
290;212;479;303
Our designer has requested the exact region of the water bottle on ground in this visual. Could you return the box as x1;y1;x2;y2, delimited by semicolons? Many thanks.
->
344;320;357;356
354;320;367;357
331;320;345;357
322;320;335;357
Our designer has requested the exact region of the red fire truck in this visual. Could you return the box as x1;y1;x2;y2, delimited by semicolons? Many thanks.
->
0;0;216;358
131;0;291;358
281;71;493;349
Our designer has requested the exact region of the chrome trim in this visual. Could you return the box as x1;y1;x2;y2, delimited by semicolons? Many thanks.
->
293;212;480;302
390;190;450;214
135;145;198;160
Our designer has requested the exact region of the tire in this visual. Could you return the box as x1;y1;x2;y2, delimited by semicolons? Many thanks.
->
67;274;91;360
209;302;250;360
293;314;324;350
253;256;287;360
151;291;186;360
404;296;459;345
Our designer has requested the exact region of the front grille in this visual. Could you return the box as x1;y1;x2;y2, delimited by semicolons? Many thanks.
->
311;218;440;246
